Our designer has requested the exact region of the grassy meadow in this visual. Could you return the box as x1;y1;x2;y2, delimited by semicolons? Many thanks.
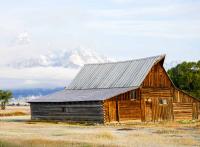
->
0;106;200;147
0;106;30;117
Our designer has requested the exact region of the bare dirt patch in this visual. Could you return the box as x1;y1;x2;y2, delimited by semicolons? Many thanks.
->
0;116;200;147
0;107;200;147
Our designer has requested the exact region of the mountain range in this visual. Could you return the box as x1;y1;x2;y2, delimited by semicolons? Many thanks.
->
10;87;64;105
8;48;112;69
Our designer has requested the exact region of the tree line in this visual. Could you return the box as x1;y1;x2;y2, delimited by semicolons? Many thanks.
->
167;60;200;99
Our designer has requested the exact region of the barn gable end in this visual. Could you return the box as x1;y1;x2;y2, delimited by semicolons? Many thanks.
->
140;59;199;122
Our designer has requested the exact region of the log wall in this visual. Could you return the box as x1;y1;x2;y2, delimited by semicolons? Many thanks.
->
173;103;192;120
173;88;197;103
141;88;173;121
118;100;141;121
103;89;141;123
103;99;117;122
141;62;174;121
30;101;104;123
103;62;200;123
172;89;199;120
142;62;172;88
199;103;200;119
141;62;200;121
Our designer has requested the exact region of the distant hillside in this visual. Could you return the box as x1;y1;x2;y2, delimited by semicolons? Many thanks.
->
8;87;64;105
11;87;64;99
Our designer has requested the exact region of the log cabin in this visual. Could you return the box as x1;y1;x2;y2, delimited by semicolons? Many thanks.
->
28;55;200;123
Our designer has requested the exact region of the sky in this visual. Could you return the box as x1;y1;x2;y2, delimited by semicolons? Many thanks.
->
0;0;200;89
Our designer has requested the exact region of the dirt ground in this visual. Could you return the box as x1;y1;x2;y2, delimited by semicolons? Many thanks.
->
0;114;200;147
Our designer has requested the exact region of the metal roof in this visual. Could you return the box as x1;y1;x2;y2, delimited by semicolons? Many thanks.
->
67;55;165;89
28;87;137;103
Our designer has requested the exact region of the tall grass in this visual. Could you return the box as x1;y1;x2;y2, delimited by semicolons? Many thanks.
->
0;114;200;147
0;139;97;147
0;112;27;117
0;140;18;147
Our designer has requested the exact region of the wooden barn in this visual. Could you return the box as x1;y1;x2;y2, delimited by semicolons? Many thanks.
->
28;55;200;123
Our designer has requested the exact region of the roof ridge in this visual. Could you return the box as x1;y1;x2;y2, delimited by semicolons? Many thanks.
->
84;54;165;66
65;86;138;90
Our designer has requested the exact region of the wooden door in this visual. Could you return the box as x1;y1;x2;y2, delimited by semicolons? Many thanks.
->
118;100;141;121
145;100;152;121
108;100;117;122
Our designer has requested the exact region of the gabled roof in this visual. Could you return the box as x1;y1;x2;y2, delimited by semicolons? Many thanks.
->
28;87;137;102
28;54;165;103
67;55;165;90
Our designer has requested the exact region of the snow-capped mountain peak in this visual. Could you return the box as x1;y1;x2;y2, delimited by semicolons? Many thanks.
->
8;48;113;68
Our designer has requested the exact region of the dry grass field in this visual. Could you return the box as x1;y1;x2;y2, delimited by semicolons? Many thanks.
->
0;106;30;117
0;106;200;147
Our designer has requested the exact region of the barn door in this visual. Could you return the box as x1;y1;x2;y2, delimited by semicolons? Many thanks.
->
145;98;152;121
108;100;117;122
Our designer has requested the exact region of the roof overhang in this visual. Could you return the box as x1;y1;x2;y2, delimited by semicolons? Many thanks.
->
28;87;138;103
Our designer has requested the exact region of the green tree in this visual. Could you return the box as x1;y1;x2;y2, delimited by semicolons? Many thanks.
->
0;90;13;110
167;61;200;99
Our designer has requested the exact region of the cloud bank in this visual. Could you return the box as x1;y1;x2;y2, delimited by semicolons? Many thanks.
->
0;48;113;89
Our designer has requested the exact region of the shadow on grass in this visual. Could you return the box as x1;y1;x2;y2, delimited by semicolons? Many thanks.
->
25;119;102;126
0;116;99;126
0;118;29;123
117;128;134;131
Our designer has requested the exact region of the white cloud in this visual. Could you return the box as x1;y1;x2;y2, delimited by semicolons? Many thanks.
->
0;48;113;89
6;48;113;68
15;32;31;45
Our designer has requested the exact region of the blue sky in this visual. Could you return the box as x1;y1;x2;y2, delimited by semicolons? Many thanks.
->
0;0;200;89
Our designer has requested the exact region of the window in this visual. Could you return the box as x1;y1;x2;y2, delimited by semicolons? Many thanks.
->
62;107;69;112
62;107;66;112
130;90;137;100
159;99;168;105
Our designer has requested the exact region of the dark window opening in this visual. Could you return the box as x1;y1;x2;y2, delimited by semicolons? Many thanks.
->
159;99;168;105
62;107;70;113
62;107;66;112
130;90;137;100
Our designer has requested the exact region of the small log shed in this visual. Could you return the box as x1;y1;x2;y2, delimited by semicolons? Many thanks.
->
28;55;200;123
